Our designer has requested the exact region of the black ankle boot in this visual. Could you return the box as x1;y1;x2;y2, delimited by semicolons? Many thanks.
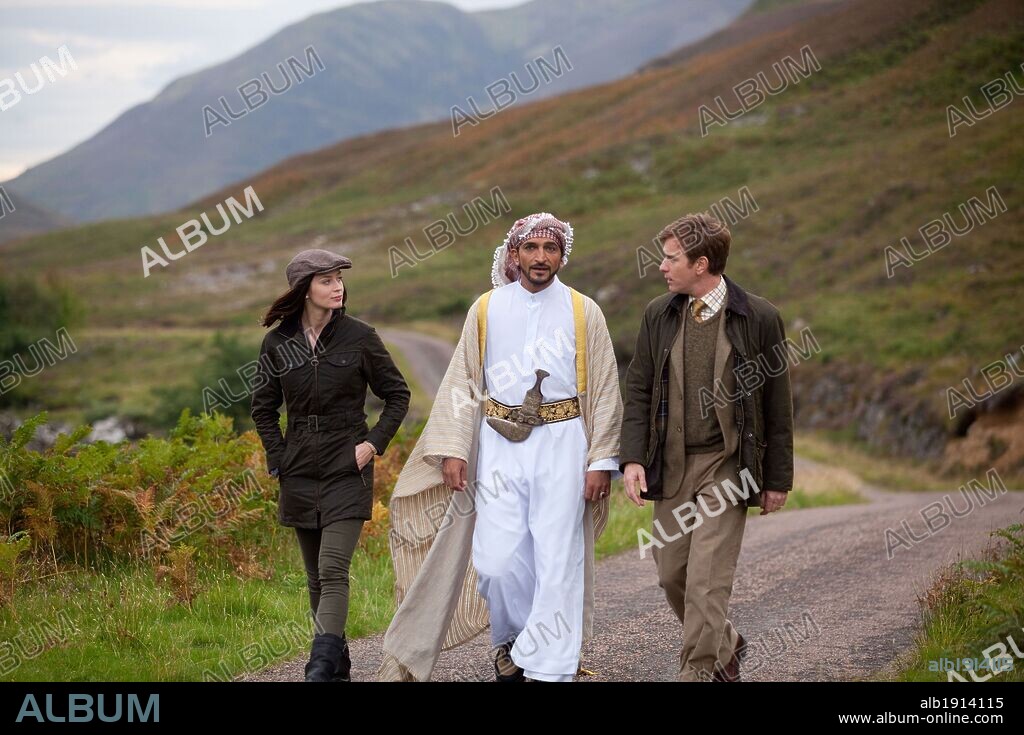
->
304;633;347;682
330;634;351;682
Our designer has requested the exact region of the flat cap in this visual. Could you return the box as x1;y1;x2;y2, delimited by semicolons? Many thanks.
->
286;248;352;289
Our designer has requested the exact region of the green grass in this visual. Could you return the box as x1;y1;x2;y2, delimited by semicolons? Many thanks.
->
25;329;230;426
0;533;397;682
0;487;654;681
886;524;1024;682
596;483;653;559
783;486;864;509
796;431;977;492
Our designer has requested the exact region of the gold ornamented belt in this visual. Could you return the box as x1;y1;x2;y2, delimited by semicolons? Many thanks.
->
484;395;580;424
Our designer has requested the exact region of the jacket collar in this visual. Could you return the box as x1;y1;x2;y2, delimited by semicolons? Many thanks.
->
662;273;749;317
277;306;345;342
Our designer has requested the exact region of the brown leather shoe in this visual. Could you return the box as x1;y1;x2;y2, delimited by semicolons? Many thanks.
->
713;632;747;682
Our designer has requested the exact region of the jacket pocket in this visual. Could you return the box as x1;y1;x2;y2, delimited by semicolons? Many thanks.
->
322;350;363;402
754;439;768;493
641;431;664;501
280;435;297;472
341;436;360;474
278;354;307;394
359;455;374;489
324;350;360;377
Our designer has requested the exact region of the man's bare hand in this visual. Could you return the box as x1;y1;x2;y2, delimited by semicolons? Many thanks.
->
759;490;788;515
583;470;611;502
442;457;468;491
623;463;647;507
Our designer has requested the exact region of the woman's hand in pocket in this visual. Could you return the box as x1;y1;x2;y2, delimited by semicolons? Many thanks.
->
354;441;376;470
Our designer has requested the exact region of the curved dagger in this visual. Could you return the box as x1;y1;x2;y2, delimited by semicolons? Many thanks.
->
486;369;549;442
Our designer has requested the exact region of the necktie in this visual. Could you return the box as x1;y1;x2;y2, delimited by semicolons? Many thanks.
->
690;297;706;323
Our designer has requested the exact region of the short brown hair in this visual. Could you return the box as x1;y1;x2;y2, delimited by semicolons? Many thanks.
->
656;212;730;274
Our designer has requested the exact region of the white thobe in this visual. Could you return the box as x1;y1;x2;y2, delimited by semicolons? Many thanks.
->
471;274;619;682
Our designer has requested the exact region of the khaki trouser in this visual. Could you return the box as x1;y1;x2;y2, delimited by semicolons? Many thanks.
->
651;447;747;681
295;519;365;638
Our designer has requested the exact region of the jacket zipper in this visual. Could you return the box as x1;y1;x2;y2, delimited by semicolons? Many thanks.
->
736;381;745;470
734;343;753;472
308;333;321;518
722;310;745;473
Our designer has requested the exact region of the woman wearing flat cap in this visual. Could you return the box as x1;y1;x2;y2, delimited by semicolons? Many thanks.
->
250;248;410;681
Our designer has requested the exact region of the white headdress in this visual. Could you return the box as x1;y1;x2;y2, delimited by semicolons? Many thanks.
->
490;212;574;288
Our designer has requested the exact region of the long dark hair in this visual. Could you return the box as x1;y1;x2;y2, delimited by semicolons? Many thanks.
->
260;273;349;328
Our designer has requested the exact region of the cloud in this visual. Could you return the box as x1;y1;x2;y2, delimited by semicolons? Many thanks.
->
3;0;269;7
0;163;27;180
0;0;529;176
0;31;198;84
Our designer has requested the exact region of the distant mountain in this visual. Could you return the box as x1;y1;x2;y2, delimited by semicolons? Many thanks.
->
475;0;749;88
0;187;69;244
0;0;750;232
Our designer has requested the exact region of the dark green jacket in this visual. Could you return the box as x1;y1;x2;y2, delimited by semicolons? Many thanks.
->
619;274;793;502
250;307;410;528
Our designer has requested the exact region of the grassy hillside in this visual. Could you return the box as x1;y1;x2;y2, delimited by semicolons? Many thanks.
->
0;0;748;227
4;0;1022;477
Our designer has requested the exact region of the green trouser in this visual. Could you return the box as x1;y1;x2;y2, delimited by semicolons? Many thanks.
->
294;519;364;637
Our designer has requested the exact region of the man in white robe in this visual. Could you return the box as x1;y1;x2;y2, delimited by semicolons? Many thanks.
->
377;213;623;682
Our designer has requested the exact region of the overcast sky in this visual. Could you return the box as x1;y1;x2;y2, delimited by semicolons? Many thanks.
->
0;0;525;182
